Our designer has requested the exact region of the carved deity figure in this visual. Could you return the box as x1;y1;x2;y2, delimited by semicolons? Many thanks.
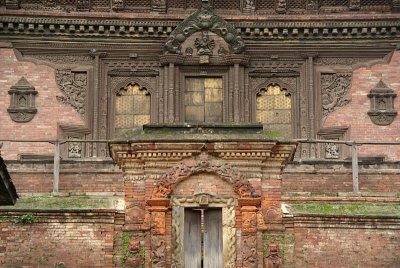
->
126;239;142;267
195;31;215;56
243;0;255;13
264;243;282;268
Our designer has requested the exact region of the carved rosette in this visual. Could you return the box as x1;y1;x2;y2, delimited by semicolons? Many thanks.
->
367;80;397;126
7;77;38;123
55;69;87;118
164;1;245;54
321;73;352;117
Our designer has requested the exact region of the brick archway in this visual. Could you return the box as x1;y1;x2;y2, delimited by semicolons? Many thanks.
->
151;151;256;199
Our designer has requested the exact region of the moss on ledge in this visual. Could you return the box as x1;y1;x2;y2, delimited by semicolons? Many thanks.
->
0;195;115;210
286;202;400;216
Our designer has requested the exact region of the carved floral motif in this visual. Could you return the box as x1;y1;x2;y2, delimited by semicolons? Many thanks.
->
55;69;87;117
321;73;352;117
151;152;255;198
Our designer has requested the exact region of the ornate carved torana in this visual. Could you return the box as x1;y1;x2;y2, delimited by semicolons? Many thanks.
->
164;0;245;55
367;80;397;125
7;77;38;123
321;73;352;118
55;69;87;118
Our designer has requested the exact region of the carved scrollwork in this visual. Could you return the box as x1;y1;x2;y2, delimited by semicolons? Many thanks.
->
321;73;352;117
55;69;87;117
164;1;245;54
242;236;257;268
151;152;256;198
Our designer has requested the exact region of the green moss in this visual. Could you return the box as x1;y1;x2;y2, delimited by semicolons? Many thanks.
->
113;232;145;268
14;214;36;224
1;195;113;210
0;216;13;222
287;202;400;216
261;130;284;139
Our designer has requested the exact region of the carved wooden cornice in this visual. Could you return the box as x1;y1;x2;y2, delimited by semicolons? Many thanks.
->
0;15;399;42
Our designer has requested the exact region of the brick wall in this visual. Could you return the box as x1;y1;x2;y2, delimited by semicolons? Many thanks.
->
285;216;400;267
282;162;400;193
6;160;123;193
324;51;400;160
0;211;115;267
0;48;85;160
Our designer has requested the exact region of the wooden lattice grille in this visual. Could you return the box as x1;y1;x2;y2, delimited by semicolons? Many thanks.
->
115;84;150;137
256;85;292;139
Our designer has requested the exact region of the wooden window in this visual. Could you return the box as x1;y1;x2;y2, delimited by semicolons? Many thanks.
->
256;85;292;139
114;84;150;137
184;78;223;123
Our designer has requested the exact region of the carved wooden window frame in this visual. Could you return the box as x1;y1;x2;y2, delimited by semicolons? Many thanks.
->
171;194;237;268
107;76;157;138
250;77;298;138
178;67;230;122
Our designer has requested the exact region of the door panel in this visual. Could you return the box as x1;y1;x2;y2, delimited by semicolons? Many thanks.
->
184;209;202;267
204;209;223;268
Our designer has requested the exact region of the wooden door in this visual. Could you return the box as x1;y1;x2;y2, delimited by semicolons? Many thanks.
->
183;208;223;268
184;208;202;267
204;209;223;268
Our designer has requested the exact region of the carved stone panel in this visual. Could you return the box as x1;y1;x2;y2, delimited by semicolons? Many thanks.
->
55;69;87;118
7;77;38;123
367;80;397;125
321;73;352;118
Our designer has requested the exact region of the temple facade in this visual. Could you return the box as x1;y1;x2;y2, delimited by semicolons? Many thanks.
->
0;0;400;267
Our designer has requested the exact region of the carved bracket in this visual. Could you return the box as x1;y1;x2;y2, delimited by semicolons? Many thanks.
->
55;69;87;118
367;80;397;125
321;73;352;118
7;77;38;123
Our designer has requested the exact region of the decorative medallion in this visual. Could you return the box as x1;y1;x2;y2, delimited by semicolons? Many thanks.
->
164;0;245;55
7;77;38;123
367;80;397;125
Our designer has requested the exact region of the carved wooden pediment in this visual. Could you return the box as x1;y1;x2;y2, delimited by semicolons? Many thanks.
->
164;0;245;55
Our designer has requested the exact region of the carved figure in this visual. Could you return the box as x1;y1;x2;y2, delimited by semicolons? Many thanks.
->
243;0;255;13
56;69;87;117
126;239;142;267
321;73;352;117
194;31;215;56
151;237;166;267
276;0;287;14
242;236;257;268
264;243;282;268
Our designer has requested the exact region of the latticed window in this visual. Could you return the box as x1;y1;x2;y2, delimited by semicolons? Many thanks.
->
256;85;292;139
114;84;150;137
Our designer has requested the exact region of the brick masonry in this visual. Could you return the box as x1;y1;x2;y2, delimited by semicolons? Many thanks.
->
324;51;400;160
0;48;84;160
0;211;116;267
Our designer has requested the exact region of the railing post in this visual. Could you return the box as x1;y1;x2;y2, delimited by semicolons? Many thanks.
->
351;142;359;193
53;140;60;193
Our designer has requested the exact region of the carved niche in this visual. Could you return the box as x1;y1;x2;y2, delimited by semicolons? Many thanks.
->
164;0;245;55
151;152;256;199
7;77;38;123
264;243;282;268
321;73;352;118
243;0;255;14
367;80;397;125
317;127;349;159
55;69;87;118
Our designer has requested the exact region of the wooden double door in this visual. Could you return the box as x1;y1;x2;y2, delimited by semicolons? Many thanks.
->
184;208;223;268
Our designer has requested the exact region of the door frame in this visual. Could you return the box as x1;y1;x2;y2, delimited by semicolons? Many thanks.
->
171;193;237;268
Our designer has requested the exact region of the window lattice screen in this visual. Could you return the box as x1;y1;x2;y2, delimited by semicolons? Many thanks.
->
256;85;292;139
115;84;150;137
